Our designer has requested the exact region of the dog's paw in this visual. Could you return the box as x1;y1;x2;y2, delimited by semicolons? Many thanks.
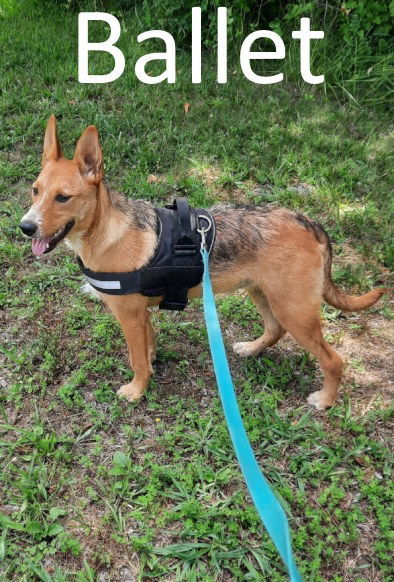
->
307;390;335;411
117;382;145;402
233;341;255;357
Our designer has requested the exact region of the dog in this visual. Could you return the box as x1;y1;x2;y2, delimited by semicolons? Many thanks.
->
20;116;386;410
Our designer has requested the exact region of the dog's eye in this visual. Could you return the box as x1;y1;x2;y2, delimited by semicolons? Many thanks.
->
32;187;38;195
55;194;71;203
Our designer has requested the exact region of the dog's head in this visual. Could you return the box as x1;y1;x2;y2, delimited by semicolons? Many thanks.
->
20;115;103;255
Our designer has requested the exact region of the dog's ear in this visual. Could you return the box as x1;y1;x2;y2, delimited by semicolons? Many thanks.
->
74;126;103;185
42;115;62;166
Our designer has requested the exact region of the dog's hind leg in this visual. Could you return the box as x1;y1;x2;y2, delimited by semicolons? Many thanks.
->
267;296;343;410
233;287;285;357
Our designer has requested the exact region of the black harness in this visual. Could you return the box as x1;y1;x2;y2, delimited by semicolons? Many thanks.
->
78;198;216;311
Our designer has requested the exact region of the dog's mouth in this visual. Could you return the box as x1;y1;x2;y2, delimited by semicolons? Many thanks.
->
32;220;75;256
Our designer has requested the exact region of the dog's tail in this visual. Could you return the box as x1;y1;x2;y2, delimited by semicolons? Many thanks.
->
324;280;386;311
294;213;387;311
320;227;387;311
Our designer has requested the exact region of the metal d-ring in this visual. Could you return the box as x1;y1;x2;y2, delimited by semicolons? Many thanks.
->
197;215;212;251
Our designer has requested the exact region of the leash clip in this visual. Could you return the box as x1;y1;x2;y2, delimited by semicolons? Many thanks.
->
197;215;212;252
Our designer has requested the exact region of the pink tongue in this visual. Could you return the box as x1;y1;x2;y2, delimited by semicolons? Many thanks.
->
32;237;52;256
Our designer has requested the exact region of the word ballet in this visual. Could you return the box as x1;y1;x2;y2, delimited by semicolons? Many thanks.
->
78;9;324;86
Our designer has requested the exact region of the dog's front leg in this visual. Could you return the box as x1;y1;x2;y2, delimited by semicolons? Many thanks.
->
117;309;153;402
104;296;153;402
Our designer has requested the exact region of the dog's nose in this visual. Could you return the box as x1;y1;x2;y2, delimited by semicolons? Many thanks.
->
19;220;38;236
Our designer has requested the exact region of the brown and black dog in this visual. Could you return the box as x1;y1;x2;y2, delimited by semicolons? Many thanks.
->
20;116;386;410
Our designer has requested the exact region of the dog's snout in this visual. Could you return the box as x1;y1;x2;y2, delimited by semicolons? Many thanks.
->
20;220;38;236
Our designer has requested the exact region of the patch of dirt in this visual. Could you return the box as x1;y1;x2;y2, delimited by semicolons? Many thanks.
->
62;510;140;580
324;311;393;414
188;165;222;188
288;178;314;197
334;242;368;267
187;165;256;204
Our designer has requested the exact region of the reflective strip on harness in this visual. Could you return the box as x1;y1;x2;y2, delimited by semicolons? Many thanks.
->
84;275;121;291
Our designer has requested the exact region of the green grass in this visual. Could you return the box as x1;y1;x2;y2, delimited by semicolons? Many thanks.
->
0;4;393;581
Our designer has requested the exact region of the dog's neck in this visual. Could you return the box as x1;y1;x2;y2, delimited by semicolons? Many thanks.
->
65;183;157;272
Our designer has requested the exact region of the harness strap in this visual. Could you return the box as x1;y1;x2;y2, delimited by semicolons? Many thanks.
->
172;198;196;254
77;258;142;293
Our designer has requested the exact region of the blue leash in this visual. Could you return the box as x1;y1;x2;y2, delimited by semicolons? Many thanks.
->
200;245;302;582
